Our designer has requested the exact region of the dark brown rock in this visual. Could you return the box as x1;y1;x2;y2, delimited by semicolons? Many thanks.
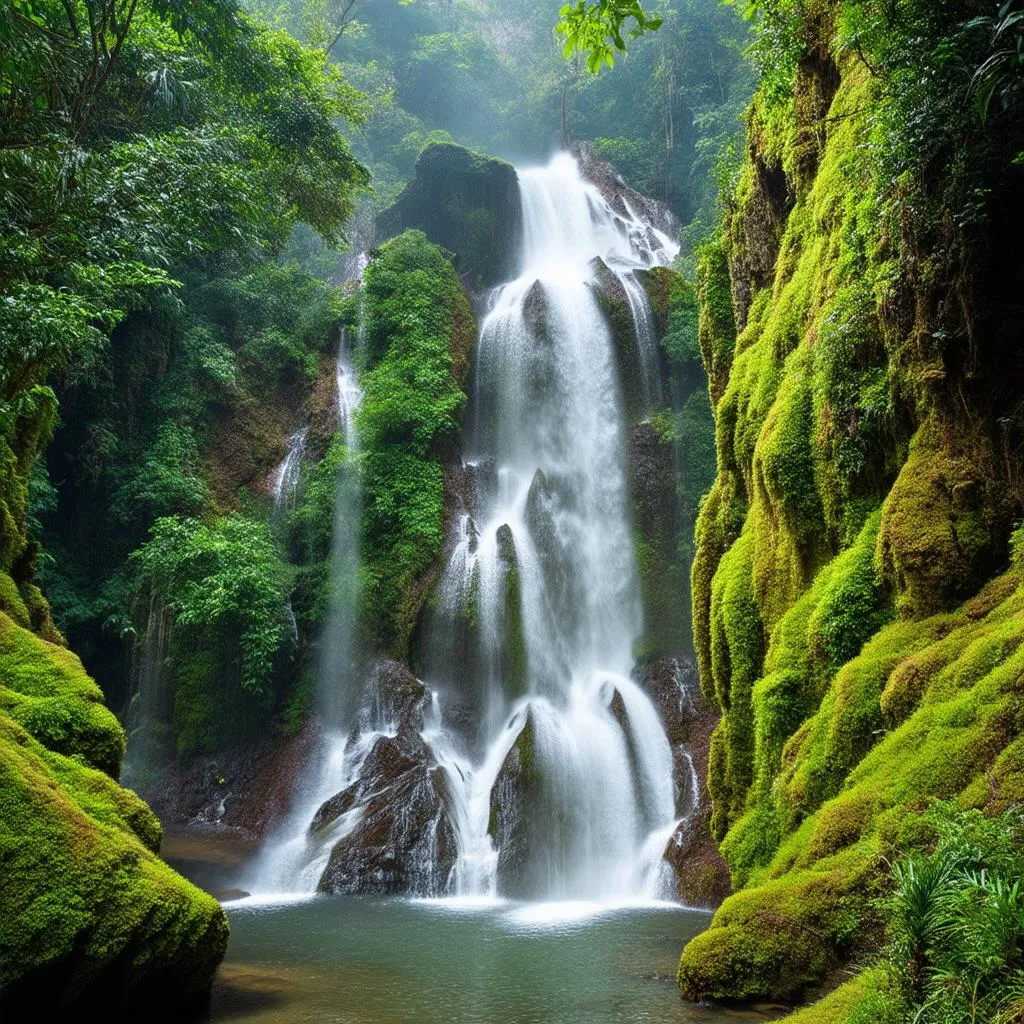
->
315;725;458;896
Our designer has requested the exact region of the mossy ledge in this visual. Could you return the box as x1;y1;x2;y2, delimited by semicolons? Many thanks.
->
680;2;1024;1014
0;605;228;1017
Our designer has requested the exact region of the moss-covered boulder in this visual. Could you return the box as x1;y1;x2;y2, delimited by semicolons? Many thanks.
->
0;611;228;1017
376;144;522;290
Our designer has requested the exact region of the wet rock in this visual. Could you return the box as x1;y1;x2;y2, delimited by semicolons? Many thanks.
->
634;656;731;908
358;658;428;734
495;524;528;698
316;725;458;896
376;143;522;290
628;422;687;659
606;686;629;732
589;257;646;424
570;141;681;255
141;721;320;842
488;708;547;898
465;457;498;520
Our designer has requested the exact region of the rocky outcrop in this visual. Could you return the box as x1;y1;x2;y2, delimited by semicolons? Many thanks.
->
315;722;458;896
628;422;687;661
636;657;730;908
590;257;649;424
376;144;522;290
571;141;681;260
306;658;457;897
0;609;227;1018
487;708;546;898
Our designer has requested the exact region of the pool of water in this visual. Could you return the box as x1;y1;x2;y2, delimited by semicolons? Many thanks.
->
208;895;738;1024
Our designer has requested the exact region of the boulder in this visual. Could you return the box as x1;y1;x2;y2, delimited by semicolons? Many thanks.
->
376;144;522;290
315;723;458;896
488;708;546;898
0;611;227;1018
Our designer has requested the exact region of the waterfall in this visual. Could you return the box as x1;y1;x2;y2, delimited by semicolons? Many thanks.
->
272;427;309;522
247;329;365;893
121;593;174;788
425;152;681;901
251;153;684;904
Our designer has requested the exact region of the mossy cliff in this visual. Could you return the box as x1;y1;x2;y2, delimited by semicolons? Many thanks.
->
679;0;1024;1013
0;603;228;1016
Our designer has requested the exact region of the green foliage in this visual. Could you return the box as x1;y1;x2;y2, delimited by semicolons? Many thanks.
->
556;0;663;73
131;514;288;696
867;804;1024;1024
357;231;473;656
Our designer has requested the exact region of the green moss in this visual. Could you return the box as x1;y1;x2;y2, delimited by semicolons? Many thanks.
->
679;846;877;1003
0;713;228;1012
0;609;226;1011
696;239;738;405
0;612;125;775
784;969;888;1024
358;231;475;657
707;527;763;835
876;419;1008;618
0;572;31;629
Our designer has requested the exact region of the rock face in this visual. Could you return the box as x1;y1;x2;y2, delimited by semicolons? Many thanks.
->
376;144;522;289
635;656;730;908
140;721;319;841
0;609;228;1018
315;723;458;896
313;659;457;897
571;141;682;258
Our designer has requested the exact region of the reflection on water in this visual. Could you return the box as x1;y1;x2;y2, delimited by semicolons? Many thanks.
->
206;896;727;1024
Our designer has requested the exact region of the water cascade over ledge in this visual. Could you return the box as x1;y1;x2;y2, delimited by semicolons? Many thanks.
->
251;152;690;904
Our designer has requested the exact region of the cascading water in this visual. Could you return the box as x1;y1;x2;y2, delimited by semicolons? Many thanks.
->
252;152;689;905
247;330;365;893
426;152;681;901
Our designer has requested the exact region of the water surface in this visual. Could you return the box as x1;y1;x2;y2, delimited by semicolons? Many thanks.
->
209;896;733;1024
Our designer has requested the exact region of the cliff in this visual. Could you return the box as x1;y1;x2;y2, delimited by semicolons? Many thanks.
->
678;1;1024;1014
376;144;523;290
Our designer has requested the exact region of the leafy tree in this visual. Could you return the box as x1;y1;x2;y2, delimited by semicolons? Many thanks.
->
556;0;663;72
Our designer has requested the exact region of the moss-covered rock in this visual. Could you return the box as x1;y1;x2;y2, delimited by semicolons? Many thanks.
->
376;143;522;290
0;614;227;1017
